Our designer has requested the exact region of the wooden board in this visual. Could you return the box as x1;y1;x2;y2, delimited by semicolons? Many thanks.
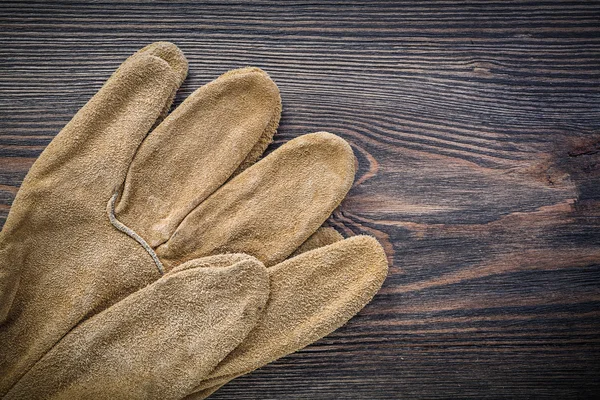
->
1;1;599;398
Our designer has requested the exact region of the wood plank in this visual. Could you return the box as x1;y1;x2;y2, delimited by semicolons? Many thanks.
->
1;1;599;398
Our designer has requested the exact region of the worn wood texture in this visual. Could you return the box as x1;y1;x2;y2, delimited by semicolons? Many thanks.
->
1;1;600;398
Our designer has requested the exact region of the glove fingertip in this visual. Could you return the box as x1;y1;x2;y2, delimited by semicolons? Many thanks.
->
138;41;188;85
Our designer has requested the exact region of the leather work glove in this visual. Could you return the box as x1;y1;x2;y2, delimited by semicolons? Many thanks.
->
0;42;388;399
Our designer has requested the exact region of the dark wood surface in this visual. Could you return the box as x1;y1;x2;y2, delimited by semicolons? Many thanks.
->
1;1;600;398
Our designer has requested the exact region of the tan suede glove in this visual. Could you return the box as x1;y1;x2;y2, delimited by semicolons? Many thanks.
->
0;42;388;399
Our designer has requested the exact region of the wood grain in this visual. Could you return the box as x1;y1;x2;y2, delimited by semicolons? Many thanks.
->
1;1;599;398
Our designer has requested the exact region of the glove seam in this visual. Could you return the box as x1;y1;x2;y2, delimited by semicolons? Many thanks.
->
107;191;165;275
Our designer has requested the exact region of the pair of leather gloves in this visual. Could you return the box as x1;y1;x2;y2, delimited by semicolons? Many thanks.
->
0;42;388;399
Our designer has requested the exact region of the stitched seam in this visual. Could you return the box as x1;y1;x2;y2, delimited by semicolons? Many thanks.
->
107;191;164;275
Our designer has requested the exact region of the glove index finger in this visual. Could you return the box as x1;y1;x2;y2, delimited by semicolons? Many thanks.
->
187;235;389;398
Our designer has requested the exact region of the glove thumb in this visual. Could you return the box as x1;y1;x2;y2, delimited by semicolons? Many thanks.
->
5;254;269;400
